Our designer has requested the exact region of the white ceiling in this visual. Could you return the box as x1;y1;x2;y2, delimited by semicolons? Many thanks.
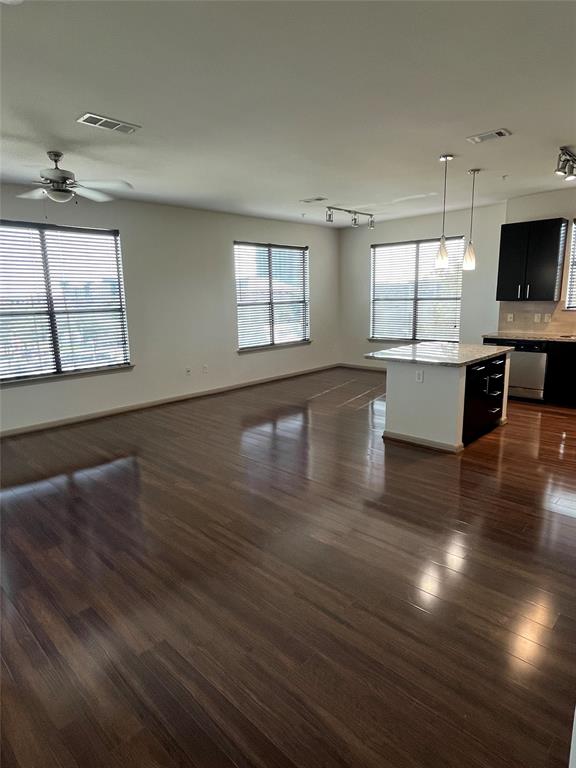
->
1;1;575;225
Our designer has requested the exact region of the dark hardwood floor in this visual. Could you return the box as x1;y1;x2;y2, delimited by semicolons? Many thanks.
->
1;367;576;768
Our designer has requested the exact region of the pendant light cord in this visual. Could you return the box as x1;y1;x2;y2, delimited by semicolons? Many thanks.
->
469;171;476;241
441;160;448;237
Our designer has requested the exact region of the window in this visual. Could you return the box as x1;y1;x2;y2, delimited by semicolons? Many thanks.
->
0;220;130;382
370;236;464;342
567;221;576;310
234;241;310;350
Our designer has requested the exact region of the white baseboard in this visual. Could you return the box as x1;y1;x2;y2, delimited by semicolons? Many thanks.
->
383;430;464;453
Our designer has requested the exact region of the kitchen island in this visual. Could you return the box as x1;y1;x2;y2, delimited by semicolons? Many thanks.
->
365;342;513;452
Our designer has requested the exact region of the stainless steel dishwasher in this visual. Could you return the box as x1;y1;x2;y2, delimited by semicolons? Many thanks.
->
484;338;548;400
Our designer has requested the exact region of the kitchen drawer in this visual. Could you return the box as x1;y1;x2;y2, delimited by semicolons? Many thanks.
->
487;355;506;374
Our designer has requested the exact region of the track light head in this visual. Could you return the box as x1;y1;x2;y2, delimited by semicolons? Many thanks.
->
351;212;359;227
554;146;576;180
439;154;454;163
368;215;375;230
555;155;568;176
326;208;334;223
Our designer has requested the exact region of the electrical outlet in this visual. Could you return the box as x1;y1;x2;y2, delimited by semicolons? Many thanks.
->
534;313;542;323
544;313;552;323
415;369;424;384
202;364;209;374
185;368;192;376
506;313;514;323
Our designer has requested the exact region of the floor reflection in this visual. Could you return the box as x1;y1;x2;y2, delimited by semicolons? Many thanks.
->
509;595;552;673
241;405;310;476
1;455;141;594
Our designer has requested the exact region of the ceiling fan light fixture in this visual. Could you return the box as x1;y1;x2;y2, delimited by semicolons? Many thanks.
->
45;188;75;203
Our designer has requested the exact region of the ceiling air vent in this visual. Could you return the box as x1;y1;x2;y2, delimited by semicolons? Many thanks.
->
466;128;512;144
300;196;328;204
76;113;141;134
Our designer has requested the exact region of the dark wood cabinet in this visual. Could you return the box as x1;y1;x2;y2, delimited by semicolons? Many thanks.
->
496;222;530;301
544;342;576;407
496;218;567;301
463;355;506;444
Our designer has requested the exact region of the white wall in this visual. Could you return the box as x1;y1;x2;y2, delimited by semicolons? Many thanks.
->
505;187;576;224
0;185;340;432
339;203;507;367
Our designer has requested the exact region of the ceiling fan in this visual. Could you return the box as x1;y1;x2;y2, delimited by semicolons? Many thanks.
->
17;151;133;203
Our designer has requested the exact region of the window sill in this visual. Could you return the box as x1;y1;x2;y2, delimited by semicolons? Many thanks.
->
368;337;416;343
238;340;311;354
1;363;134;388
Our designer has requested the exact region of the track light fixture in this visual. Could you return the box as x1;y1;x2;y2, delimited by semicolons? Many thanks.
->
325;206;375;228
554;147;576;181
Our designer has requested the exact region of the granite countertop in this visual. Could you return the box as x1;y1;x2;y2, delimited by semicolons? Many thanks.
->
365;341;513;367
483;331;576;342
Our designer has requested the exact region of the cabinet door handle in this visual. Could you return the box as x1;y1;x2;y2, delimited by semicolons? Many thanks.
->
489;407;501;414
472;365;486;372
492;359;504;366
517;284;521;299
490;373;504;379
526;283;530;299
489;391;502;397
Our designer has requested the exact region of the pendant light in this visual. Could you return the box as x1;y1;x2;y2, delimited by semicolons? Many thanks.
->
435;154;453;269
463;169;480;271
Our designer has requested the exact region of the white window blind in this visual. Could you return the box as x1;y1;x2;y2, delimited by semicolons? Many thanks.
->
371;236;464;341
567;221;576;310
0;220;130;381
234;241;310;350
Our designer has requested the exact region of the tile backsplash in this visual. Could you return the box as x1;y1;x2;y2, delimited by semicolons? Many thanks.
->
498;301;576;335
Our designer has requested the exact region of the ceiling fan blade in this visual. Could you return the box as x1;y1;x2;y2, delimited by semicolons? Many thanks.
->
73;186;114;202
76;179;133;191
17;188;46;200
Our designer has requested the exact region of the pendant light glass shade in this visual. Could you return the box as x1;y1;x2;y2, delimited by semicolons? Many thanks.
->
435;154;453;269
463;240;476;270
463;168;480;272
435;235;450;269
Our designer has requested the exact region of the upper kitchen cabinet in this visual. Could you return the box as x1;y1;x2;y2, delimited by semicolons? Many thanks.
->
496;218;568;301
